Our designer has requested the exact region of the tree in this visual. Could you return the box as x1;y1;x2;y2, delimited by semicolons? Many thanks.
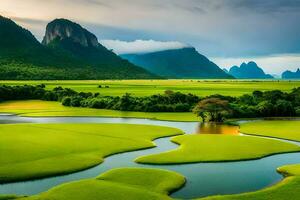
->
193;98;231;122
275;100;295;116
119;93;134;111
256;101;274;116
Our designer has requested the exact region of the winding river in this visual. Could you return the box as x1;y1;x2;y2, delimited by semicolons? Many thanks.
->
1;115;300;199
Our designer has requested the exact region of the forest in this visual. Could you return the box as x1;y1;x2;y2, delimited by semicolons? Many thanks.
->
1;84;299;121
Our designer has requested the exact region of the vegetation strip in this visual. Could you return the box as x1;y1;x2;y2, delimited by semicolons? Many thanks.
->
1;80;300;97
1;84;300;122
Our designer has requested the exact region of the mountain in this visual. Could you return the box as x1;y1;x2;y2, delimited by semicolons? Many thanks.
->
0;16;158;80
282;68;300;79
228;62;273;79
223;68;229;73
121;47;233;79
0;16;80;68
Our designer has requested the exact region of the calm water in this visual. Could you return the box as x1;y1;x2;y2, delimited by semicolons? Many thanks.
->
0;115;300;199
196;123;239;135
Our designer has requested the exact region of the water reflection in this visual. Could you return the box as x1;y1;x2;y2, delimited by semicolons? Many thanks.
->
197;123;239;135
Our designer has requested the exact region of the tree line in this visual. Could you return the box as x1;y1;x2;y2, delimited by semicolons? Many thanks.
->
1;84;300;121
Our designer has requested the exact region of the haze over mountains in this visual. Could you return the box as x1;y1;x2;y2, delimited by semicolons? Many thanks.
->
0;16;158;80
227;62;273;79
121;48;232;79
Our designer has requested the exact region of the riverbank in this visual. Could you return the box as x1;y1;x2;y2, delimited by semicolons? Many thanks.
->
0;100;199;122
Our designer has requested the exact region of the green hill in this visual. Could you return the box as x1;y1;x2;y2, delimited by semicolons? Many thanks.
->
0;16;158;80
121;47;233;79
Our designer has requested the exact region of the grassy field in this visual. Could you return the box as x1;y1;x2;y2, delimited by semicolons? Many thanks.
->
1;80;299;97
0;100;199;121
240;121;300;141
0;123;183;182
201;164;300;200
136;134;300;164
19;168;185;200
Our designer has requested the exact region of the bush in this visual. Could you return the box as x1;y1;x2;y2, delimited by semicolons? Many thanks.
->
62;97;71;106
70;96;83;107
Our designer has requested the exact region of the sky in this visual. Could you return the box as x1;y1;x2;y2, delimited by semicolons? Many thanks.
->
1;0;300;75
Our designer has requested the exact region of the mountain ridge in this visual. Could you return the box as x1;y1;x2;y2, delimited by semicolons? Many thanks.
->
121;47;233;79
0;16;158;80
282;68;300;79
228;61;273;79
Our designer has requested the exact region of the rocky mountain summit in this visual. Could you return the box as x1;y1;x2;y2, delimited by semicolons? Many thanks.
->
42;19;99;48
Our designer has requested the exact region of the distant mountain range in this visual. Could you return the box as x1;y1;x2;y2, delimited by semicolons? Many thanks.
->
121;48;232;79
0;16;158;80
1;15;293;80
282;68;300;79
226;62;273;79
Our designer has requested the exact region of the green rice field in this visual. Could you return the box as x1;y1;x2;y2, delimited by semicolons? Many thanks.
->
1;80;299;96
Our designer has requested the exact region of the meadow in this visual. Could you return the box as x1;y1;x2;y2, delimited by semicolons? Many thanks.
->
1;80;300;96
136;134;300;164
0;123;183;182
19;168;185;200
136;121;300;165
240;120;300;141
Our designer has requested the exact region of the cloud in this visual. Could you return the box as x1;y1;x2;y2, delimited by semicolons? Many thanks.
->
100;39;189;54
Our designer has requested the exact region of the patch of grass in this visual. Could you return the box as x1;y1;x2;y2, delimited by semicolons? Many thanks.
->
0;123;183;182
0;100;199;122
20;168;185;200
240;120;300;141
200;164;300;200
136;134;300;164
1;80;299;97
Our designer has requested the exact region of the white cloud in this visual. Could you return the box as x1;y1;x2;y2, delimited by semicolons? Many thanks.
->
100;39;189;54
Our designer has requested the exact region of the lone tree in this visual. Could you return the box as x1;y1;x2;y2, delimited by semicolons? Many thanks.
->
193;98;231;122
